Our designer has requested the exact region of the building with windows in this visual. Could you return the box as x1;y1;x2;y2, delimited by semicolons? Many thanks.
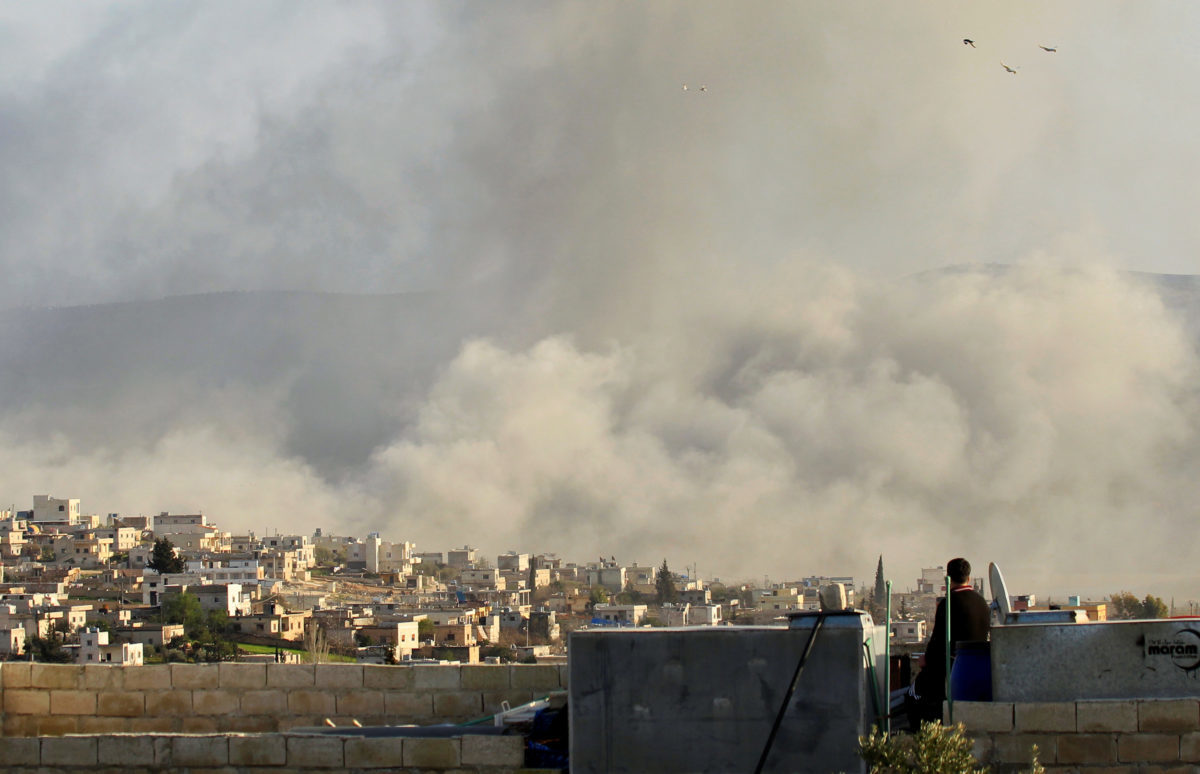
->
78;627;143;665
31;495;82;528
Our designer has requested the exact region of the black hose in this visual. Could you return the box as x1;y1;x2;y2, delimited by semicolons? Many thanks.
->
753;614;826;774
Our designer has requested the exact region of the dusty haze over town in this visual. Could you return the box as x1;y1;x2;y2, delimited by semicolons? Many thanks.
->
1;2;1199;599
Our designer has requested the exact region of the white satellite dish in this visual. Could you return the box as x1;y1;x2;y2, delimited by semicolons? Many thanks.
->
989;562;1012;621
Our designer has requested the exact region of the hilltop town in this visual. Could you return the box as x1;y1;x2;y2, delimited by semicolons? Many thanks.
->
0;494;1116;667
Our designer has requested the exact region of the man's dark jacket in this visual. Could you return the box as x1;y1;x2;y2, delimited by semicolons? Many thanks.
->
914;585;991;702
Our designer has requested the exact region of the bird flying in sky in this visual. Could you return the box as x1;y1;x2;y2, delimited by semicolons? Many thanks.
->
1001;62;1018;74
1039;45;1057;52
963;38;976;47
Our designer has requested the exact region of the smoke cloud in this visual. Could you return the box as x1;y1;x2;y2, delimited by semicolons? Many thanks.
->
1;3;1199;596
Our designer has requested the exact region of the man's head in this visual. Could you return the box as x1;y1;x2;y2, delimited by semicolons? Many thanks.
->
947;557;971;585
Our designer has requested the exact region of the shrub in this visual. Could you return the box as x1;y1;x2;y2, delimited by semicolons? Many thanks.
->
859;721;1042;774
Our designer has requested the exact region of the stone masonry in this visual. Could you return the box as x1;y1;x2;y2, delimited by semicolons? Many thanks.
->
0;661;566;736
953;698;1200;772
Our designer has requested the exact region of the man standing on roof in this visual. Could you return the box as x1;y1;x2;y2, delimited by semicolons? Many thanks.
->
908;557;991;728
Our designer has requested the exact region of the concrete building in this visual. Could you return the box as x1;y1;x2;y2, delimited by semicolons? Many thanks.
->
58;535;113;568
78;627;144;665
347;533;414;574
112;623;185;651
153;513;207;531
0;515;29;559
127;544;154;569
756;587;802;611
446;546;477;569
460;567;501;590
687;604;722;626
890;618;927;643
230;608;309;641
434;622;477;648
592;603;647;626
355;621;421;658
497;552;530;573
185;557;264;584
0;622;25;656
153;513;229;554
32;495;81;527
529;609;560;642
917;566;945;594
93;526;139;552
585;561;626;593
185;583;252;617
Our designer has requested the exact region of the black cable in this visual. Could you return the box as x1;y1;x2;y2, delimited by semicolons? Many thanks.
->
753;614;826;774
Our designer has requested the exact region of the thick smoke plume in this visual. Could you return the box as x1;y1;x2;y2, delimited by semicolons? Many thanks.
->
1;4;1199;595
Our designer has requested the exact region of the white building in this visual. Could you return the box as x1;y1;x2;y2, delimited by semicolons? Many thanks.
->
32;495;81;527
890;619;927;643
497;552;530;573
586;562;626;593
460;568;501;590
755;587;802;611
93;526;139;552
917;567;945;595
0;514;29;559
350;534;414;574
78;627;143;665
687;604;722;626
592;603;647;626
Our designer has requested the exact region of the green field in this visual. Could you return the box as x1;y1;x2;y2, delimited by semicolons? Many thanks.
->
235;641;357;663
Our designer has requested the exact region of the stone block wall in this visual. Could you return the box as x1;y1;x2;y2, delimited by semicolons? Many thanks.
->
954;698;1200;771
0;731;530;772
0;661;566;736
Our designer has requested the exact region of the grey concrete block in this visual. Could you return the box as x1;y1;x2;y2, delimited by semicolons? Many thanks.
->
993;621;1200;702
569;619;880;773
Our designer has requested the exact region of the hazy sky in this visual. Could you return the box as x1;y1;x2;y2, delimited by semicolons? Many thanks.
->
2;3;1199;598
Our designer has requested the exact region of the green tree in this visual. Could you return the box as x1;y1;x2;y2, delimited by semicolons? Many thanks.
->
417;617;435;641
1141;594;1169;619
148;538;185;574
162;592;235;662
588;586;610;608
313;545;337;566
620;580;644;604
873;555;887;607
860;721;1045;774
25;635;73;663
655;559;677;604
163;592;207;637
413;560;439;577
1110;591;1162;620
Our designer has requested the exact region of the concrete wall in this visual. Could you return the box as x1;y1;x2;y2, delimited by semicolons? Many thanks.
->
570;620;880;774
0;731;526;772
956;698;1200;771
0;662;565;736
992;620;1200;701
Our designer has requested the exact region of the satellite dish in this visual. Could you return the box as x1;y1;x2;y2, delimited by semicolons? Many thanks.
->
989;562;1012;621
